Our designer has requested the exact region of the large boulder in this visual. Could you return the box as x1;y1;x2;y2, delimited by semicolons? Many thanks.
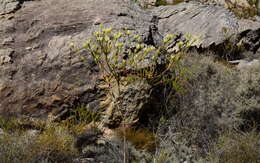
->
0;0;154;117
152;2;260;48
102;79;152;128
0;0;259;124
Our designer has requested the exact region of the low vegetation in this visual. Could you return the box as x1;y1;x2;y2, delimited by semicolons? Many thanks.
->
0;120;78;162
228;5;258;19
151;53;260;162
207;130;260;163
116;127;157;152
0;106;100;162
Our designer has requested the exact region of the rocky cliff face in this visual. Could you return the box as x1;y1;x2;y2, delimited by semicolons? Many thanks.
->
0;0;259;122
0;0;260;162
153;2;260;47
0;0;154;117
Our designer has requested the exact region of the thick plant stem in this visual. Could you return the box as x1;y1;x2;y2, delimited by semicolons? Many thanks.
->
124;123;127;163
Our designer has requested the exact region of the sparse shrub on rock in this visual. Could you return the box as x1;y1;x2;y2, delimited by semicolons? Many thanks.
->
75;25;194;128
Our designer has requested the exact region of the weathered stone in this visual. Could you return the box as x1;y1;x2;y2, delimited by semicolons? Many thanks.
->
138;0;182;8
0;48;13;65
103;80;152;128
0;0;154;117
138;0;156;8
0;0;259;127
0;0;20;15
236;28;260;53
152;2;260;48
229;59;260;70
0;128;4;135
1;37;14;45
26;129;40;137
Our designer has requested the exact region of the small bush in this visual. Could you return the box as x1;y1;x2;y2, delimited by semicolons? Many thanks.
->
73;25;194;130
158;53;260;157
0;120;78;162
62;106;101;135
0;116;20;132
0;132;34;163
155;0;168;6
115;127;157;152
228;4;258;19
198;0;259;18
36;123;77;158
207;130;260;163
76;25;194;91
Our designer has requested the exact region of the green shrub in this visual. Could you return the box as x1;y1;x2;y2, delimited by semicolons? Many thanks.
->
155;0;168;6
76;25;194;92
71;26;195;162
71;25;194;131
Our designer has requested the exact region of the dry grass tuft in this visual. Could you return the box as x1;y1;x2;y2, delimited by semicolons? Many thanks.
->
207;130;260;163
116;127;157;152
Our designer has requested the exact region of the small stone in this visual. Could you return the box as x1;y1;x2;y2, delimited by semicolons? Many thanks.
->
255;16;260;22
27;129;40;137
237;59;260;70
93;17;102;25
0;128;4;135
0;48;13;65
1;37;14;45
81;158;94;163
0;55;12;65
25;47;33;51
96;139;106;145
0;83;6;92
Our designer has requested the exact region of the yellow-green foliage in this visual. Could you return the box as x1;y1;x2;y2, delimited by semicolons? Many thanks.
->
155;0;168;6
207;130;260;163
229;5;258;19
116;127;157;152
76;25;194;92
62;106;101;135
0;119;78;162
63;106;100;126
0;116;20;132
0;133;34;163
36;123;77;155
0;116;46;132
155;151;171;163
